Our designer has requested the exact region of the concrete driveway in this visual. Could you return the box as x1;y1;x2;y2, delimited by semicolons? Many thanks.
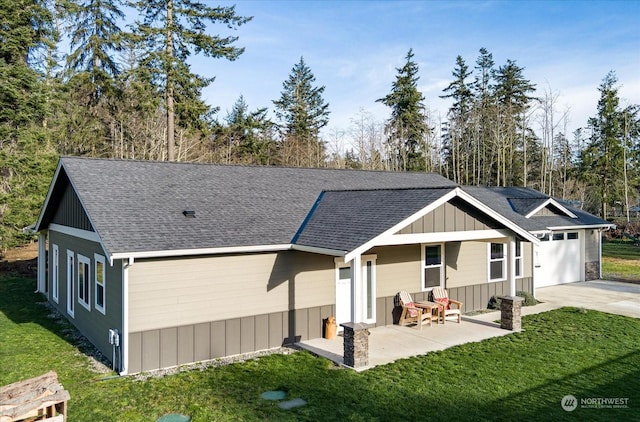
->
534;280;640;319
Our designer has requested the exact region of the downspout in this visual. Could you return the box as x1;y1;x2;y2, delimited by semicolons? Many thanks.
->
120;257;134;375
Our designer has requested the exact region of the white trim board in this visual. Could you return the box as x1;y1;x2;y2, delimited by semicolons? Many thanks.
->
525;198;577;219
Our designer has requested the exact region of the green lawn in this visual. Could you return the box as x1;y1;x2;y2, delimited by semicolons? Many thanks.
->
1;275;639;421
602;241;640;282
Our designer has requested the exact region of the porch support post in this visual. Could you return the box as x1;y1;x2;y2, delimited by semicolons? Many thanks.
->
351;254;362;323
508;237;517;297
37;232;47;294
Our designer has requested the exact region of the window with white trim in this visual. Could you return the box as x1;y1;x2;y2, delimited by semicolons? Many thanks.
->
567;232;579;240
66;250;75;317
52;244;59;303
489;243;506;281
78;254;91;311
515;239;523;278
422;244;444;290
95;254;106;314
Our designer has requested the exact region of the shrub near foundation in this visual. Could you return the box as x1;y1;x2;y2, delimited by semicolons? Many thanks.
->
488;290;538;310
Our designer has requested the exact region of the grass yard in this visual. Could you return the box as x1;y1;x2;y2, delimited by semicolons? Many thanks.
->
602;241;640;282
1;275;639;421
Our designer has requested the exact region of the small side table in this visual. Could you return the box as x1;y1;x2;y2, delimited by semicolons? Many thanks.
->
415;301;443;325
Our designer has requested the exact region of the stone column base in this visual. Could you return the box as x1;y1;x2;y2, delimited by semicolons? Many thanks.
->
340;322;372;368
500;296;524;331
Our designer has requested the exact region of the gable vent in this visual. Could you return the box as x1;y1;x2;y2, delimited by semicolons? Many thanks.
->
182;210;196;218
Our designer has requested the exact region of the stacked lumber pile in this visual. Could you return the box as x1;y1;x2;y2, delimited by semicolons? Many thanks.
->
0;371;69;422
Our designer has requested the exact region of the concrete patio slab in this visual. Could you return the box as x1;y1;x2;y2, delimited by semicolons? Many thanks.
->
297;317;512;371
297;280;640;371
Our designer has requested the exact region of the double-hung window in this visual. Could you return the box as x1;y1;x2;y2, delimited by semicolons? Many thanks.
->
489;243;506;281
423;244;443;290
95;254;106;314
78;254;91;311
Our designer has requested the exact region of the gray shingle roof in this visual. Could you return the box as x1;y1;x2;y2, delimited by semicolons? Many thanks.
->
462;186;612;231
293;188;455;252
47;157;457;255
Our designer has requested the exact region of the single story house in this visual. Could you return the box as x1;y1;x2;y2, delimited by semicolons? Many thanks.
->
34;157;612;374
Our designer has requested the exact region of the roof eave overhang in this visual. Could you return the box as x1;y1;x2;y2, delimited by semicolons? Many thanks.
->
531;224;616;232
110;244;294;262
34;159;64;232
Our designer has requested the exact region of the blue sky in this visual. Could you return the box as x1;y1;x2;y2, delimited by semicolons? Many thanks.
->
197;0;639;142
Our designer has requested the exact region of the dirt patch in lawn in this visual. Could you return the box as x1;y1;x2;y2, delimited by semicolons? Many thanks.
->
0;243;38;277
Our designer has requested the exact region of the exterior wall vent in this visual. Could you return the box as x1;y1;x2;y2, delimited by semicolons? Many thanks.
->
182;210;196;218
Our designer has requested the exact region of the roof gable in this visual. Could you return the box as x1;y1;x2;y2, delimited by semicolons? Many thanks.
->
293;188;456;252
464;187;612;231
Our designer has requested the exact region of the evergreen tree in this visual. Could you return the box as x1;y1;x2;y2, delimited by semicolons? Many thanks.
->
440;55;473;183
471;47;495;184
492;59;536;186
580;71;626;218
0;0;58;249
272;57;330;167
214;95;275;165
377;48;429;171
63;0;125;100
131;0;251;161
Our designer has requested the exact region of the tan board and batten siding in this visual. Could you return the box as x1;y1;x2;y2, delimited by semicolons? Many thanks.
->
397;200;498;235
127;251;335;332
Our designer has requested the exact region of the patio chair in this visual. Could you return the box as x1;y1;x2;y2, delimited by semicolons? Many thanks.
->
431;287;463;323
396;291;432;329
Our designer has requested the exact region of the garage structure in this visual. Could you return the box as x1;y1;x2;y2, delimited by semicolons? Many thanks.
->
463;187;613;291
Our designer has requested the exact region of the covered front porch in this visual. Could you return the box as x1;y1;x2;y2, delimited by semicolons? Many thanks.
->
297;315;512;371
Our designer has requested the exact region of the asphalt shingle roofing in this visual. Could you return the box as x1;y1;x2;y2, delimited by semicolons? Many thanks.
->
293;188;455;252
462;186;611;231
47;157;457;255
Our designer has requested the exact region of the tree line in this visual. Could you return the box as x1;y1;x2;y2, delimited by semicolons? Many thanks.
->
0;0;638;251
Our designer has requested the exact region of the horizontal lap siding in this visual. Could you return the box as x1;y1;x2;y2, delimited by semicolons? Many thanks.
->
370;245;421;297
127;304;334;374
445;241;490;288
128;251;334;332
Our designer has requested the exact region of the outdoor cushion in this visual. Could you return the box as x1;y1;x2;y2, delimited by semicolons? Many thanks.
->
435;297;450;309
405;302;418;317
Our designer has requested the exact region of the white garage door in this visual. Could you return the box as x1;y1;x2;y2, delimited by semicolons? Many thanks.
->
535;232;582;287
